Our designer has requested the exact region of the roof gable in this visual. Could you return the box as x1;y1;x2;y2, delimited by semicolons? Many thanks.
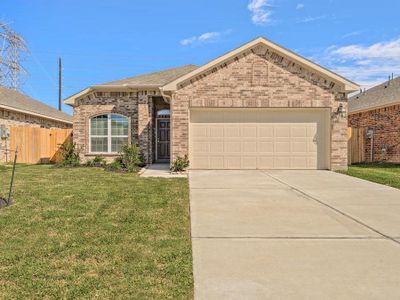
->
162;37;359;93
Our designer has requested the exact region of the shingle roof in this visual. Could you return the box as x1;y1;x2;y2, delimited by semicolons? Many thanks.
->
98;65;198;87
349;77;400;113
0;86;72;123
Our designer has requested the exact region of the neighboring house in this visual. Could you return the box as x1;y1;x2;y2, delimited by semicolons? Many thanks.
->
0;86;72;162
349;77;400;162
65;37;359;170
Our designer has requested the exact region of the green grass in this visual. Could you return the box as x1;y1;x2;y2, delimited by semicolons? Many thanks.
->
0;165;193;299
339;163;400;189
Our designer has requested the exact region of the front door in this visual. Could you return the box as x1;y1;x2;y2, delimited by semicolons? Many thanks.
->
157;119;170;161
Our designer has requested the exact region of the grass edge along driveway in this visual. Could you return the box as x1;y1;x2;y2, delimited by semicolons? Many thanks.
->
0;165;193;299
338;163;400;190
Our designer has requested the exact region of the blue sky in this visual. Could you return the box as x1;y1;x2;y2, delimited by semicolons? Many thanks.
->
3;0;400;114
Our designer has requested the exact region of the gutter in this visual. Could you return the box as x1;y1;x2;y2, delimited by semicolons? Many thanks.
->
348;100;400;115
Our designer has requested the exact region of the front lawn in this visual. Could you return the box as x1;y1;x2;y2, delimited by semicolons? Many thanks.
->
0;165;193;299
339;163;400;189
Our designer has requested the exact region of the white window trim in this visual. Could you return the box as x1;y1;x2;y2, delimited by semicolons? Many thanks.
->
89;113;128;154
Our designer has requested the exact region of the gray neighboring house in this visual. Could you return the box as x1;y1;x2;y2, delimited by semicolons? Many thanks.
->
0;86;72;162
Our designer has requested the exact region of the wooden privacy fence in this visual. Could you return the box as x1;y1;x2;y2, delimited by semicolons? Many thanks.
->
9;127;72;164
348;127;366;165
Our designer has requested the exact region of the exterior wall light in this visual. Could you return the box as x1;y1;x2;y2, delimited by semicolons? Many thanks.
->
335;104;346;118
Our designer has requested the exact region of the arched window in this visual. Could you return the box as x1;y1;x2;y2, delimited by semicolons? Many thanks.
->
90;114;128;153
157;109;170;118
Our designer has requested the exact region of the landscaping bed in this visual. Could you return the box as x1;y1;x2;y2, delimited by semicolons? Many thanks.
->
0;165;193;299
339;162;400;190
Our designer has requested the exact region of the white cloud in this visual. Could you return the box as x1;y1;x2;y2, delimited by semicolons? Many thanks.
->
342;31;362;39
296;3;304;9
320;37;400;89
180;37;196;46
180;30;230;46
330;38;400;60
198;32;221;42
248;0;272;25
298;15;327;23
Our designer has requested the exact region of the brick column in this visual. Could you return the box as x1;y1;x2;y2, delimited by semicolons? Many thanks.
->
330;101;348;171
138;95;151;164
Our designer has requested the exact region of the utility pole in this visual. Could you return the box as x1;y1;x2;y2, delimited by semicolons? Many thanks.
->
58;57;62;111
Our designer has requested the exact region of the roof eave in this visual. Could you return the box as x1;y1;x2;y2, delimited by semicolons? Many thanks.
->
348;100;400;114
0;104;72;124
64;85;163;106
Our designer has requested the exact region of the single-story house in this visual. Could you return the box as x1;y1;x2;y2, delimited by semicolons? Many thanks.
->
65;37;359;170
348;77;400;162
0;86;72;162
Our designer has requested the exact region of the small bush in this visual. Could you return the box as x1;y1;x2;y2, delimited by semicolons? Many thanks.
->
104;158;124;172
120;144;141;172
171;155;189;172
57;143;80;167
86;155;106;167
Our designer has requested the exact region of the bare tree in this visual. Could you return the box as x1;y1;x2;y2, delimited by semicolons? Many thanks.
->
0;22;29;90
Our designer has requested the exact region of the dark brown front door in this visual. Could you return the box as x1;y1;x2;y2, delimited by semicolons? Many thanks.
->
157;119;170;160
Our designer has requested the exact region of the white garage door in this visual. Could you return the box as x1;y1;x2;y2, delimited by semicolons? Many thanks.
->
189;109;330;170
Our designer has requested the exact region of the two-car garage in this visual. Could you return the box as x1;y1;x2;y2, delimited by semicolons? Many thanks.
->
189;108;331;170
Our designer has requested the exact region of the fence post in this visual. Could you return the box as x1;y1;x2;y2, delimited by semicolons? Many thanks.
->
7;146;18;204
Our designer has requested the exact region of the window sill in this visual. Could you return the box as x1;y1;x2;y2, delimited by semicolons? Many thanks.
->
85;153;120;157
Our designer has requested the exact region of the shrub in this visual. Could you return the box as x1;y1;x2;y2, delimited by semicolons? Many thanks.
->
104;158;124;172
85;155;106;167
57;142;80;167
120;144;141;172
171;155;189;172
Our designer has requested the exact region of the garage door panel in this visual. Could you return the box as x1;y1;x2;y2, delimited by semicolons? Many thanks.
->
224;141;241;153
242;156;257;169
258;156;274;169
190;109;329;170
291;156;309;169
209;126;224;137
275;126;291;137
225;127;241;137
210;142;224;153
258;126;274;138
291;141;308;153
258;141;274;153
242;126;257;137
275;141;291;153
210;156;224;169
224;156;241;169
291;127;308;137
274;157;291;169
193;142;210;153
193;127;208;138
243;141;257;153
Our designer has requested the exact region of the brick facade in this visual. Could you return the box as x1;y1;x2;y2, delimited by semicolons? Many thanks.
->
171;45;349;170
73;91;164;163
71;44;352;170
0;107;71;162
349;104;400;162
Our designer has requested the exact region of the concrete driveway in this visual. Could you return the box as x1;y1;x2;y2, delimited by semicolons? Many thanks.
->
189;170;400;299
